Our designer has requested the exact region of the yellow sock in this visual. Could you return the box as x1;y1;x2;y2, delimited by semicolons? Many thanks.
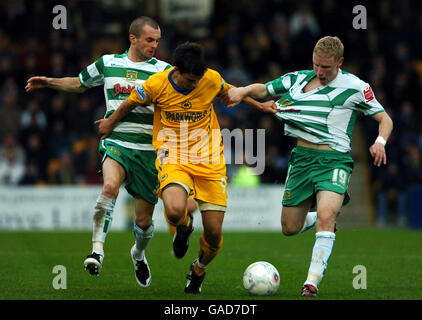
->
177;208;192;232
194;261;205;277
195;233;223;276
164;208;177;236
164;208;192;232
168;223;177;236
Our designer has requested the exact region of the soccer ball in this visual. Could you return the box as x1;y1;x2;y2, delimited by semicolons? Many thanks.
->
243;261;280;296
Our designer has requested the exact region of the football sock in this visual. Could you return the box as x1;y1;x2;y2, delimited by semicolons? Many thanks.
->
91;195;115;256
195;233;223;276
164;208;177;236
304;231;336;288
92;242;104;257
177;208;192;232
133;221;154;260
168;223;177;236
299;211;317;233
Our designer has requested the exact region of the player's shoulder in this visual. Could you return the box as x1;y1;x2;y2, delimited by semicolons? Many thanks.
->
297;69;314;76
96;53;126;67
335;69;368;90
201;68;227;88
280;69;313;81
145;67;173;85
204;68;222;79
146;58;172;71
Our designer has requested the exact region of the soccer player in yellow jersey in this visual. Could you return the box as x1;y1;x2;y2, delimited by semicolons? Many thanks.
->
96;42;276;293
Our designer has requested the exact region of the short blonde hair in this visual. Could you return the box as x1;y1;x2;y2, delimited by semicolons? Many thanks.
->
314;36;344;61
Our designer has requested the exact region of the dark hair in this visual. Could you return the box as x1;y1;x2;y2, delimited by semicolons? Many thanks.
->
173;42;207;76
129;16;159;38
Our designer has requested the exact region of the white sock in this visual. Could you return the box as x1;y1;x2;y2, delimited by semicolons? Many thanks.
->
92;195;115;254
133;221;154;260
299;211;317;233
304;231;336;289
92;242;104;257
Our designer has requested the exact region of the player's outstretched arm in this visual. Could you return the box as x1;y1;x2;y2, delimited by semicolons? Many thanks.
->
25;76;87;93
95;98;138;140
369;111;393;167
225;84;268;108
241;97;277;114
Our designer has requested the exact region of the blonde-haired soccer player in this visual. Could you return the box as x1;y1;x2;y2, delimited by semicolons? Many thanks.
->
225;36;393;297
96;42;276;293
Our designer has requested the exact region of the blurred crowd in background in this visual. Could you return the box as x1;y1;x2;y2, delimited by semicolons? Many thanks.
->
0;0;421;226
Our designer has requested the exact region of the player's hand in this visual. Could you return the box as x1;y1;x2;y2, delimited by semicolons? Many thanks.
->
95;119;114;140
25;76;49;92
225;87;247;108
260;100;277;114
369;142;387;167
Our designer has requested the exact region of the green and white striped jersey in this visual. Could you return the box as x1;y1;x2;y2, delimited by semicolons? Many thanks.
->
266;69;385;152
79;52;171;151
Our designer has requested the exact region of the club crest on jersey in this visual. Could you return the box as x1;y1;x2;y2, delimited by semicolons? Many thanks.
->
277;99;300;113
181;100;192;110
278;99;293;108
126;71;138;81
363;86;374;103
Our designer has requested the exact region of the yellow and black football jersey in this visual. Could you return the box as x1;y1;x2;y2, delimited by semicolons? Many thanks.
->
128;67;232;175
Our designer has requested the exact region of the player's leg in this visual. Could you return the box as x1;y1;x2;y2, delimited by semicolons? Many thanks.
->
281;197;314;236
157;161;195;258
184;175;227;294
122;148;159;287
302;190;343;297
131;197;155;287
185;207;225;294
163;184;190;227
167;197;198;237
162;183;196;258
301;152;352;296
84;156;125;275
280;155;317;236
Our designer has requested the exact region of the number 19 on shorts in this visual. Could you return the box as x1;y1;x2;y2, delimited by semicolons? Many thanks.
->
332;168;349;186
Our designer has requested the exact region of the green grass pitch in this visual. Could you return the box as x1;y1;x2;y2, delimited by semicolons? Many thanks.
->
0;229;421;300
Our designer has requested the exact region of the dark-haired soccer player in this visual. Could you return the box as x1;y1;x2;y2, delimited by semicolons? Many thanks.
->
96;42;276;293
26;16;196;288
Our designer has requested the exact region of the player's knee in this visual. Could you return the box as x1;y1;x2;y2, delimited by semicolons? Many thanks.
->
165;202;186;223
281;221;299;236
102;182;119;199
135;215;152;230
316;210;336;230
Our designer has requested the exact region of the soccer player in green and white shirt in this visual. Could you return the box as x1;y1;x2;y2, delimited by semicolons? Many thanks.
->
225;36;393;297
26;16;197;287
